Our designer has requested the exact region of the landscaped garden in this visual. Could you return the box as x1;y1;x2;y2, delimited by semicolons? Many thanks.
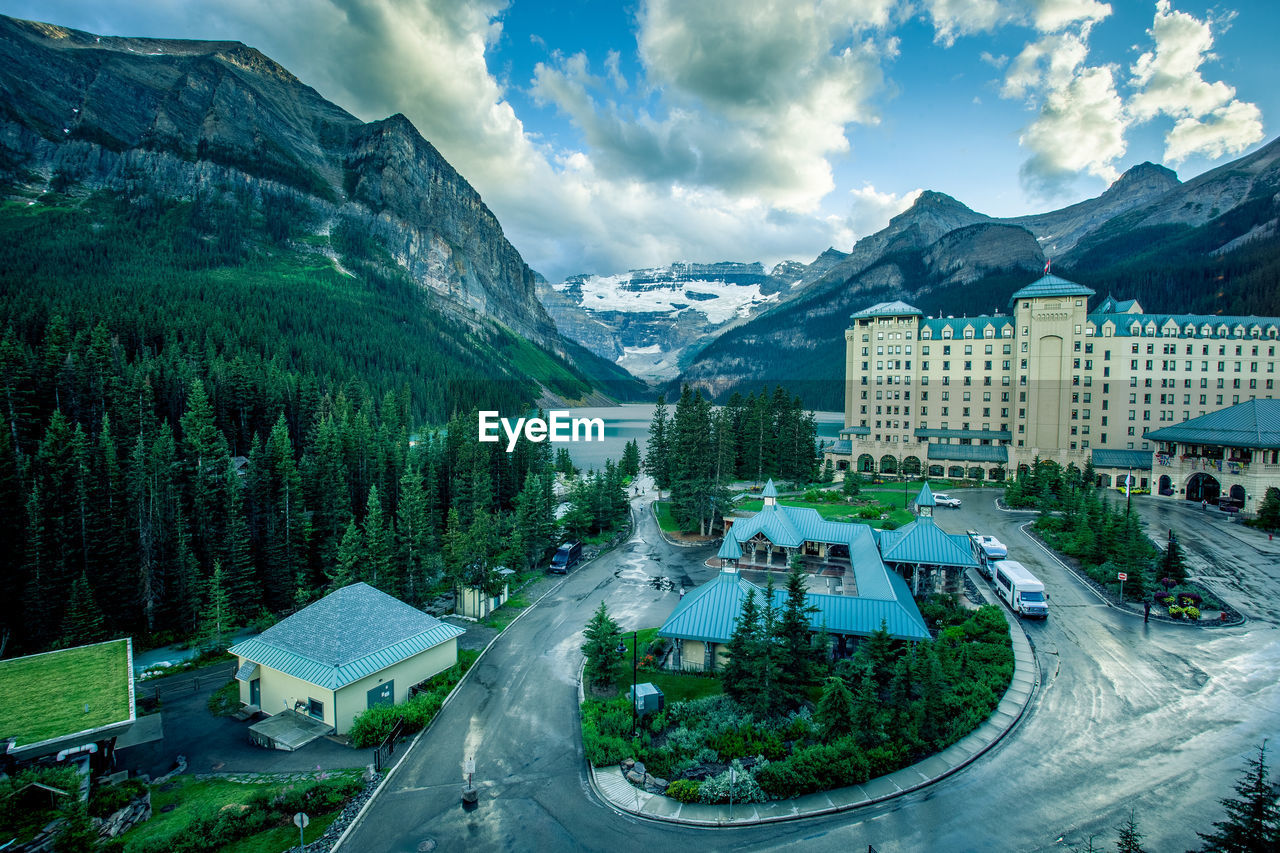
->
579;583;1013;804
1006;458;1230;618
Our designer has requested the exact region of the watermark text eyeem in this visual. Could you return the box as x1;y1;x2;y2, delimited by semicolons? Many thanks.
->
477;410;605;452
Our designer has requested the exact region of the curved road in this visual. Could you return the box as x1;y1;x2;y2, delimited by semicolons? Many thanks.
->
338;487;1280;852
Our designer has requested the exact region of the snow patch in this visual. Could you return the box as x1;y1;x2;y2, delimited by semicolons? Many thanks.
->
554;272;778;325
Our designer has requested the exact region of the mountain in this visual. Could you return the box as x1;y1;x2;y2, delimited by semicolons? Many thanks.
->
537;260;840;381
672;140;1280;409
0;15;643;422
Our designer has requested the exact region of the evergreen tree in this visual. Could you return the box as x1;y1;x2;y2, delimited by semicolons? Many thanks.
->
1256;486;1280;531
332;519;365;589
842;470;861;497
581;601;623;691
1114;809;1145;853
644;394;671;496
620;438;640;478
363;484;393;591
814;676;856;743
722;588;763;697
396;453;431;604
220;461;258;618
1161;529;1188;585
61;571;105;646
198;562;234;652
1196;742;1280;852
777;559;819;707
179;378;229;564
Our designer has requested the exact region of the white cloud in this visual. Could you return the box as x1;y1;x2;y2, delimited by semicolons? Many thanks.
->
1128;0;1263;164
846;185;922;241
922;0;1110;45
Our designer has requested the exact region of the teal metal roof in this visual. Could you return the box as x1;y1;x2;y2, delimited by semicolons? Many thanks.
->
926;444;1009;463
1146;399;1280;449
919;316;1014;338
228;582;464;691
1009;274;1095;305
658;571;762;644
876;517;979;568
826;439;853;455
1091;448;1153;469
762;479;779;499
851;300;923;319
717;535;742;560
841;426;871;436
915;482;935;507
916;428;1012;441
1095;295;1140;313
658;570;930;643
1088;311;1279;338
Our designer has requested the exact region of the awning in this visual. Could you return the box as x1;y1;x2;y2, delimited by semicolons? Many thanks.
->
235;661;260;682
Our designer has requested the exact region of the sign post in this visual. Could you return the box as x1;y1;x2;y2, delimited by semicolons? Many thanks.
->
1117;571;1127;600
293;812;309;853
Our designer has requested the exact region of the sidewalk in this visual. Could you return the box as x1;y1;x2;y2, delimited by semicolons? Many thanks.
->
588;567;1038;825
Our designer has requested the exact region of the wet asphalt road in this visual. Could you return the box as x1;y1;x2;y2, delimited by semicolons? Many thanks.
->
337;487;1280;853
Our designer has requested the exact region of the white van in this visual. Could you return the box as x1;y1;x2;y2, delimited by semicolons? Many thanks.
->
990;560;1048;619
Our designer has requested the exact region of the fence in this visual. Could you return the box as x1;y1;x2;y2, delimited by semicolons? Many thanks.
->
143;664;237;704
373;718;406;772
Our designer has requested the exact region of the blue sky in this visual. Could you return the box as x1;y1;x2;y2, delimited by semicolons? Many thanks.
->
4;1;1276;281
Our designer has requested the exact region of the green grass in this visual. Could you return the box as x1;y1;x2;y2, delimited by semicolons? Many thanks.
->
0;638;131;747
654;501;679;533
219;811;340;853
207;679;241;717
482;594;531;630
610;629;723;703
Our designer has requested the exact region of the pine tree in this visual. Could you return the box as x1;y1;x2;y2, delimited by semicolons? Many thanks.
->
61;571;105;646
332;519;365;589
1161;529;1188;585
396;454;431;604
1196;742;1280;852
1114;808;1145;853
220;461;259;618
722;588;763;697
777;559;819;707
198;562;234;652
1256;487;1280;531
814;676;856;743
363;484;393;591
581;601;623;691
644;394;671;496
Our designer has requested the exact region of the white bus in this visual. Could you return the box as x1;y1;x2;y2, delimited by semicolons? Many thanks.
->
991;560;1048;619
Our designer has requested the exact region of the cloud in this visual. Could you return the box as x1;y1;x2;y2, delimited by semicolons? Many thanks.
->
846;185;922;241
1128;0;1263;163
922;0;1110;45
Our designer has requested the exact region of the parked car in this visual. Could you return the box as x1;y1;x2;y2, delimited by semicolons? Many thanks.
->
549;541;583;573
934;493;962;508
1218;502;1241;513
1159;487;1175;496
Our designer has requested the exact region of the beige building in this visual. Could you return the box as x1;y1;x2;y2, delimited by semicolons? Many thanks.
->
229;582;464;737
827;273;1280;488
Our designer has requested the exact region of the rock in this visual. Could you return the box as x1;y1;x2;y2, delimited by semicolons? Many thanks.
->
620;758;635;772
643;775;667;794
625;769;646;786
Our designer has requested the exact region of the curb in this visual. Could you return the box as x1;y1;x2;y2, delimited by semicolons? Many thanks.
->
1017;521;1246;629
332;491;647;851
583;577;1039;827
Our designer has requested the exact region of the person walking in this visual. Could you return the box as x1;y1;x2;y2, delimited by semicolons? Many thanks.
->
1144;600;1151;623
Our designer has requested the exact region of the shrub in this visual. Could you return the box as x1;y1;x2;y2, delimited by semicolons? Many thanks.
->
880;519;900;531
858;506;882;519
1185;606;1201;620
698;760;767;804
665;779;701;803
88;778;148;817
1168;605;1184;619
1180;593;1202;606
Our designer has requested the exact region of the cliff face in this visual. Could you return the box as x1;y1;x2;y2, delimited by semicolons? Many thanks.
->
0;15;559;349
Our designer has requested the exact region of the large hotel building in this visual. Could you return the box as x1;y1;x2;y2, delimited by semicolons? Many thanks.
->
827;273;1280;509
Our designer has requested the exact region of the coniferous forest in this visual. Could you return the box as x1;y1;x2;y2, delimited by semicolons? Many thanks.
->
0;190;636;656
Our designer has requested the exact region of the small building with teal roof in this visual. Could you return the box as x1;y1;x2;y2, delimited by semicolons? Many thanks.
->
659;482;955;670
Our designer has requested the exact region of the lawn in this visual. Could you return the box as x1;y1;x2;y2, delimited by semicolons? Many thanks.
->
609;629;722;704
482;593;531;630
0;638;132;747
654;501;678;532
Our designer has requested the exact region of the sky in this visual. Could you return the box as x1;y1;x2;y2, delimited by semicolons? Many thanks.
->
4;1;1277;282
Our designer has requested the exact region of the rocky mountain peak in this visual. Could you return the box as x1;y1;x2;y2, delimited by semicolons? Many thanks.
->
1101;161;1180;203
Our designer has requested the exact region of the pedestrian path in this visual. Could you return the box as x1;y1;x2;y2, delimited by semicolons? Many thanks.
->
589;567;1038;826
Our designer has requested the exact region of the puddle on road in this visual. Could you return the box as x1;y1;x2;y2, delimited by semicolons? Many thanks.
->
613;550;681;593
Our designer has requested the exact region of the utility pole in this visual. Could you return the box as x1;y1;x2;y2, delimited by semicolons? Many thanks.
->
631;630;638;737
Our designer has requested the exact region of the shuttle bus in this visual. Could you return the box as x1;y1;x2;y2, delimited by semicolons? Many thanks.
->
990;560;1048;619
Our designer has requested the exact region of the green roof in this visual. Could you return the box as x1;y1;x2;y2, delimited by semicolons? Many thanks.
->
1091;448;1153;469
876;517;980;569
1146;399;1280;449
761;479;778;499
658;570;930;644
851;300;923;319
1088;311;1280;339
717;535;742;560
926;444;1009;463
915;482;935;507
840;426;871;436
0;638;134;754
1009;274;1095;305
229;583;464;691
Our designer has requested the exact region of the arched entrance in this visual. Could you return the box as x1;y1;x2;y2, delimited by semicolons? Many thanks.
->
1186;472;1220;503
1229;484;1245;505
967;466;983;480
880;455;898;475
902;455;922;476
928;464;944;477
1158;474;1172;495
948;465;964;479
857;454;874;472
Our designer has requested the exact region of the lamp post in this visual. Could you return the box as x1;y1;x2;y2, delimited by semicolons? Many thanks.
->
1126;467;1133;515
631;630;638;738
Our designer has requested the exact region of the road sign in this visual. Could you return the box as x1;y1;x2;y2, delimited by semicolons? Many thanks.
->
293;812;310;829
1117;572;1128;581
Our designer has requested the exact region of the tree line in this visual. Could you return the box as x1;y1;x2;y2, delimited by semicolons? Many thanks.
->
644;386;818;533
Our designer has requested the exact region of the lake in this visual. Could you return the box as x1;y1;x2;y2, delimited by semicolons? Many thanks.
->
560;403;844;472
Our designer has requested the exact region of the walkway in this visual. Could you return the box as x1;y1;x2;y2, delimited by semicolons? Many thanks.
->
587;565;1038;824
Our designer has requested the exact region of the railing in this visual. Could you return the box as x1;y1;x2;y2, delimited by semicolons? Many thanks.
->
373;718;406;771
143;664;237;704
